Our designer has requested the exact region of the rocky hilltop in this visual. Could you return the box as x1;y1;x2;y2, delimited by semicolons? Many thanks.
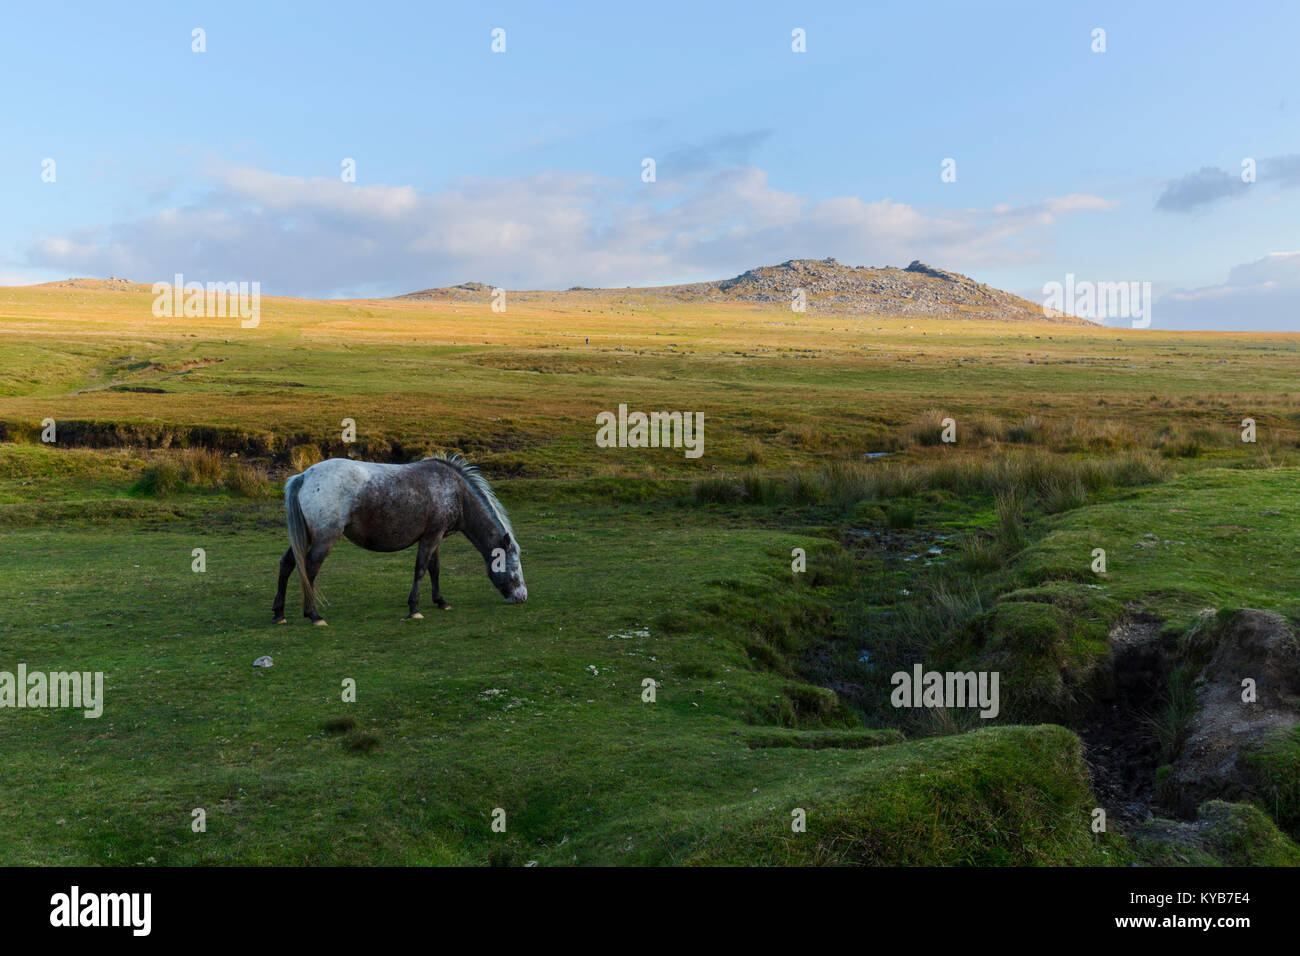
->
397;257;1082;323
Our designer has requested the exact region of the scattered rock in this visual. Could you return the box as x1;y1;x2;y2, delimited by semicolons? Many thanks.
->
606;627;650;640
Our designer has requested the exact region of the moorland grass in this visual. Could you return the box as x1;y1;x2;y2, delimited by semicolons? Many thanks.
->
2;283;1298;865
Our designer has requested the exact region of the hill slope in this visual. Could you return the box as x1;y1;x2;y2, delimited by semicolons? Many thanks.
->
397;257;1083;324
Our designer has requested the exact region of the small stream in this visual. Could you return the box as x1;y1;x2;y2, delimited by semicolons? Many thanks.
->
833;532;1171;831
1074;616;1169;828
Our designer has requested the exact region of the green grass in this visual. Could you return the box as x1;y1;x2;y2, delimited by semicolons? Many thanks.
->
1021;467;1300;623
617;725;1125;866
0;494;1124;865
1133;801;1300;867
1247;725;1300;840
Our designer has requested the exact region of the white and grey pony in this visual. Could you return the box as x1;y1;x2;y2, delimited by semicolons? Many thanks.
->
273;453;526;626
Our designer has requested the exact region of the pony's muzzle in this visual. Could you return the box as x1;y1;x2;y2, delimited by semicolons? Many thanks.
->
506;586;528;604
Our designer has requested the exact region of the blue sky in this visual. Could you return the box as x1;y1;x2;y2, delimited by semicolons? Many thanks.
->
2;0;1298;328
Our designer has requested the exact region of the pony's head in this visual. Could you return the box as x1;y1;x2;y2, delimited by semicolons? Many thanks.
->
432;451;528;605
487;531;527;604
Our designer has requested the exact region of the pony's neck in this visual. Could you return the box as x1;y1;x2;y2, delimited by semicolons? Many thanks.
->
457;484;504;556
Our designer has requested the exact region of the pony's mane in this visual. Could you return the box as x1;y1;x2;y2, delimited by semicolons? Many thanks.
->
429;452;515;542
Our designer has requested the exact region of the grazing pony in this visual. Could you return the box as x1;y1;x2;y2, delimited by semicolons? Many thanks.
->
272;453;526;626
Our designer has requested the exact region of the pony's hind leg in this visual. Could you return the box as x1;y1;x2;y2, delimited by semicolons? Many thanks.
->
407;532;443;618
303;540;334;626
272;547;295;623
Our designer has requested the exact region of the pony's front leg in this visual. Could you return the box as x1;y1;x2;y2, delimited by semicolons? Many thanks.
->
430;543;451;610
407;533;443;619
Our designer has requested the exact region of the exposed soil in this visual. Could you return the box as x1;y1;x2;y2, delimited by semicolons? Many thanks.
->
1074;613;1169;829
1168;609;1300;815
1076;608;1300;833
0;418;525;468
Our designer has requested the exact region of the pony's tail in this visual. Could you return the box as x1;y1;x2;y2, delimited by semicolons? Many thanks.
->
285;474;317;607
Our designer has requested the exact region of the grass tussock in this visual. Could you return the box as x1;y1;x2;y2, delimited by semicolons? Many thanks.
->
691;448;1170;512
290;444;325;472
1145;662;1198;765
885;503;916;529
131;450;276;499
225;460;273;498
777;423;831;451
994;489;1028;553
884;409;1273;460
341;731;380;753
957;533;1002;573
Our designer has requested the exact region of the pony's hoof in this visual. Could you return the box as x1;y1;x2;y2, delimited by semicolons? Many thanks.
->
312;618;328;627
273;617;287;625
407;612;424;620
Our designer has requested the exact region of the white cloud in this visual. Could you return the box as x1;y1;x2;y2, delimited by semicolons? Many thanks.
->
1043;194;1121;215
1156;252;1300;330
25;162;1117;298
